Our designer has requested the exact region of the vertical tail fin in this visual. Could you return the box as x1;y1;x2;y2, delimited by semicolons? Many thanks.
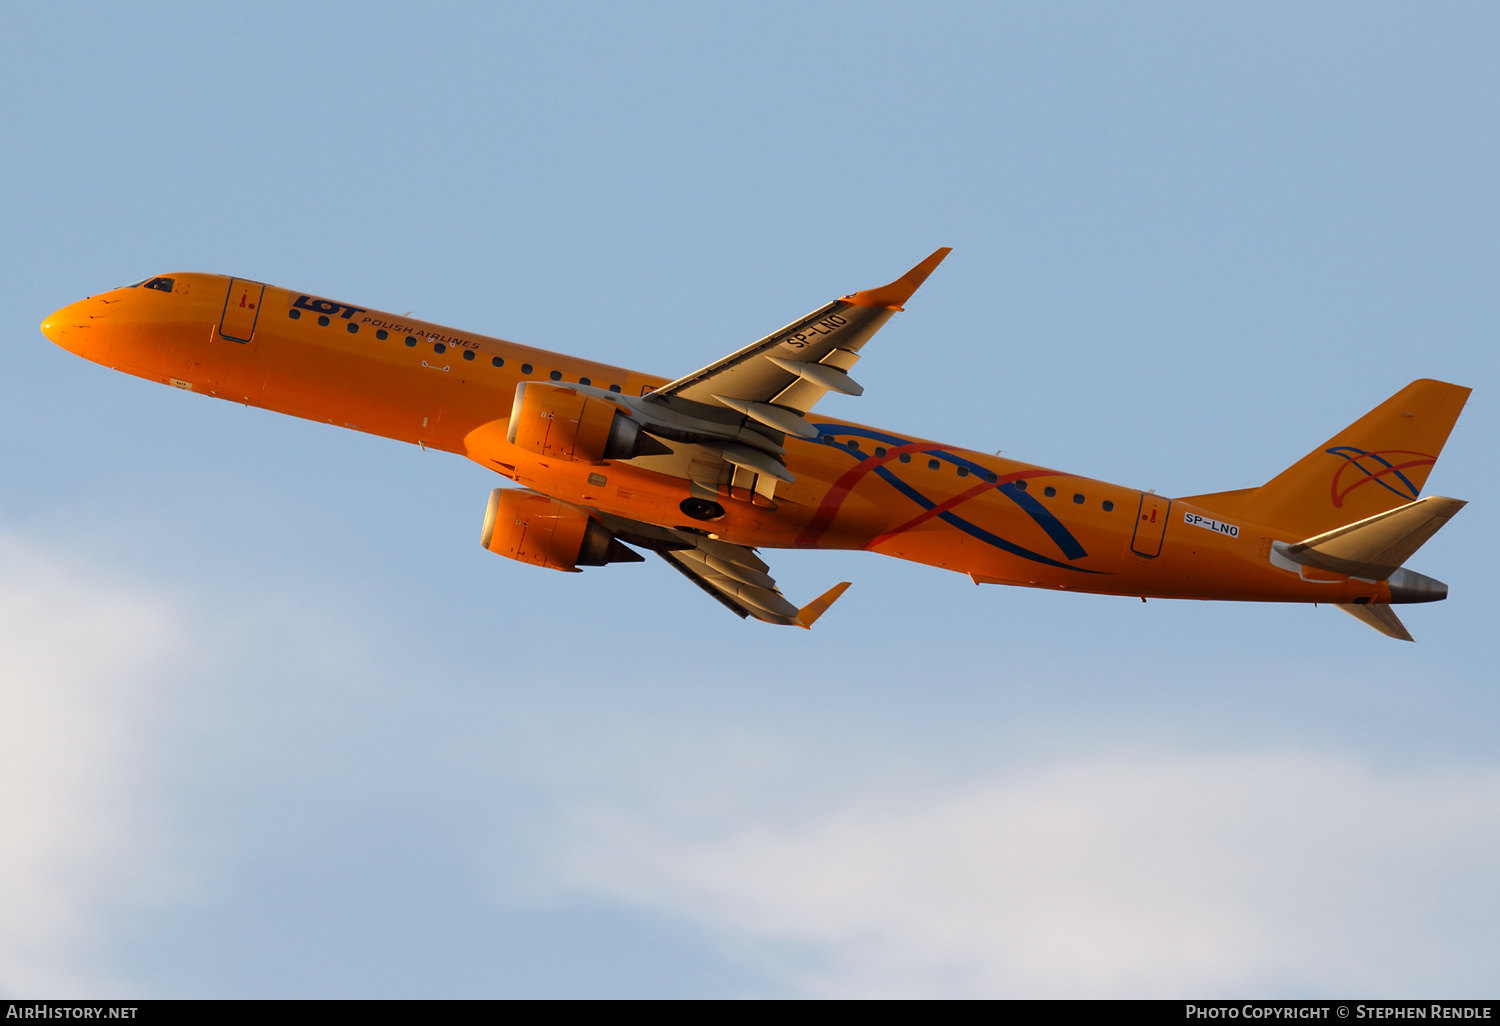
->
1181;379;1470;538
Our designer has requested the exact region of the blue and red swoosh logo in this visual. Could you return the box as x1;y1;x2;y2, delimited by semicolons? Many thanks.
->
800;426;1103;574
1325;446;1434;507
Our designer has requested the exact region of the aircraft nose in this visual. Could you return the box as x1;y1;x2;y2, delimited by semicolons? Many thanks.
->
40;309;65;343
40;298;97;354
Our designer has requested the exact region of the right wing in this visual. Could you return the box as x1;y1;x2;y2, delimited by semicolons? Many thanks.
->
591;511;850;628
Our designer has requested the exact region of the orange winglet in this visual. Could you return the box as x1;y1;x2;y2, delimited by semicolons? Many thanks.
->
797;581;852;629
843;248;952;310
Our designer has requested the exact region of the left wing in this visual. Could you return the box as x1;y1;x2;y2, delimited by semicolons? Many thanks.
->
590;511;850;627
651;248;951;435
604;249;950;507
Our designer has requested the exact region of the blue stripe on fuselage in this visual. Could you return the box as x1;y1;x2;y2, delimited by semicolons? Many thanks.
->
813;424;1094;566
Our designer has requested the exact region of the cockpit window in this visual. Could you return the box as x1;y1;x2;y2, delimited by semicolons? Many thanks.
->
123;278;151;288
143;277;175;293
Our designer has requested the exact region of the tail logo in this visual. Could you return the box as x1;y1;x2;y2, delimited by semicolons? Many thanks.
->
1326;446;1435;507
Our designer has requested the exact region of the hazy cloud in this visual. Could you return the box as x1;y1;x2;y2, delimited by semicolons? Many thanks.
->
3;527;1497;999
556;750;1500;997
0;532;178;995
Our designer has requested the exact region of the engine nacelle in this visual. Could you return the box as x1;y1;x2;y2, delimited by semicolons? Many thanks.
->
508;382;652;463
480;488;642;572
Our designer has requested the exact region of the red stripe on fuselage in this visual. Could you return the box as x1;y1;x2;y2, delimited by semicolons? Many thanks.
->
796;443;933;547
865;470;1054;550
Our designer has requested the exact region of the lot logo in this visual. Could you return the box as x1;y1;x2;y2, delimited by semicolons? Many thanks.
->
294;295;367;320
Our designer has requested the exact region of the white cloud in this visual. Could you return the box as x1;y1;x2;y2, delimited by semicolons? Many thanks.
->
0;532;179;995
4;522;1497;999
557;750;1500;997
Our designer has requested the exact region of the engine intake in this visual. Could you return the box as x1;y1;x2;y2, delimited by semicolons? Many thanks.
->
480;488;643;572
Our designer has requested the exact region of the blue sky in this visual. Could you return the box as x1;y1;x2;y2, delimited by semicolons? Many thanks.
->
1;2;1497;997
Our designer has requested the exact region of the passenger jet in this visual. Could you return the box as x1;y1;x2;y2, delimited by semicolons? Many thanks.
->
41;251;1470;639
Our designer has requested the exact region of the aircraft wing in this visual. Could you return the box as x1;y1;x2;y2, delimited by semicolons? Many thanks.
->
650;248;951;430
590;511;850;627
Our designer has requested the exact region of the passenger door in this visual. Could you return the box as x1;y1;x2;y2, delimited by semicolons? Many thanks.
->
218;278;265;343
1131;493;1171;558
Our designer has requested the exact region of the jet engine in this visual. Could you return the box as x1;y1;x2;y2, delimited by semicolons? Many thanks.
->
507;383;665;463
480;487;643;572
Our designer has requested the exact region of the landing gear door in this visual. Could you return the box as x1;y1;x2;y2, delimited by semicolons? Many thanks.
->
219;278;265;344
1131;493;1171;558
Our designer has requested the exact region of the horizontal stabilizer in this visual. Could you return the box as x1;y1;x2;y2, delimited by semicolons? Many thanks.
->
1276;495;1466;580
1337;602;1413;642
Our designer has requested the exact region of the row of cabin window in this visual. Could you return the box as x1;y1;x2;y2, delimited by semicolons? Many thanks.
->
856;442;1003;483
846;439;1116;512
289;308;624;392
1013;477;1116;511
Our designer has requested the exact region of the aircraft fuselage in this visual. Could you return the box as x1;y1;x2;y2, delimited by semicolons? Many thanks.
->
41;272;1407;607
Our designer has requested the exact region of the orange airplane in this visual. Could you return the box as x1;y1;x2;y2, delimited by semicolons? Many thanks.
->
41;251;1470;639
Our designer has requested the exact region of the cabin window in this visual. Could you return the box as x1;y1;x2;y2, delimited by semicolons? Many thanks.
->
405;337;417;347
521;363;533;374
928;459;940;470
550;370;562;381
1044;486;1056;497
143;277;174;293
875;447;887;457
288;309;301;320
957;466;969;477
1072;493;1084;504
609;384;621;393
318;315;330;327
347;322;358;334
579;377;591;386
899;452;911;463
984;472;997;484
1103;500;1115;512
847;440;860;451
492;356;505;368
376;329;388;340
1015;479;1027;491
433;342;446;354
462;349;475;361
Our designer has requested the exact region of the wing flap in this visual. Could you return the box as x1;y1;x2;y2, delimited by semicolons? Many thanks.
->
658;550;801;624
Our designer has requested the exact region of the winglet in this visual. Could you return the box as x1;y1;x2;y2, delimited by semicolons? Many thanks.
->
797;581;852;629
844;248;952;310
